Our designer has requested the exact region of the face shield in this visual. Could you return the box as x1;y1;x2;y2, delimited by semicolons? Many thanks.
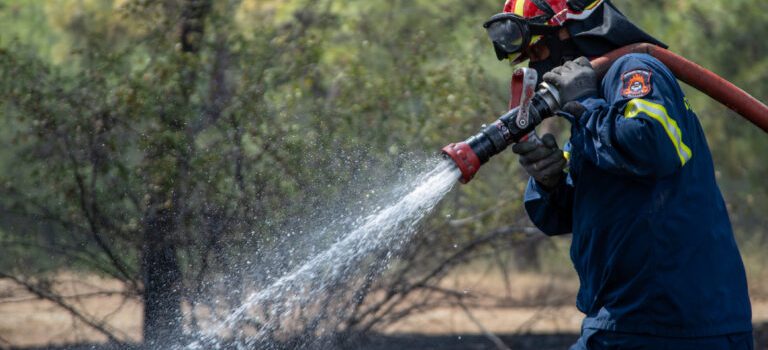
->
483;13;560;62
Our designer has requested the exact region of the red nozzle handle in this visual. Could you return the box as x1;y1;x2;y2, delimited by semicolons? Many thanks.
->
441;142;481;184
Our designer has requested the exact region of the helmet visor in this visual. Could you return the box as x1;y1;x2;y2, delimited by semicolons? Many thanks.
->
485;18;526;61
483;13;560;62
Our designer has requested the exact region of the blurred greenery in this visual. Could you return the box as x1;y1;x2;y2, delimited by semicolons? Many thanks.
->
0;0;765;343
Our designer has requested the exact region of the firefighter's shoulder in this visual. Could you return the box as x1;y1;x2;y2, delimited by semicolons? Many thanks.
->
601;53;679;102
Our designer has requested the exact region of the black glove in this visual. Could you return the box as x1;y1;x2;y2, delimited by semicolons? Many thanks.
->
542;56;597;103
511;133;567;190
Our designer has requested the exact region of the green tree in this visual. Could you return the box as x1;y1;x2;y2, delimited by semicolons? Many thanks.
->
0;0;343;345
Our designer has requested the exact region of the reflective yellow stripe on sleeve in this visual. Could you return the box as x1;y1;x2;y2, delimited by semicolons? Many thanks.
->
624;98;692;166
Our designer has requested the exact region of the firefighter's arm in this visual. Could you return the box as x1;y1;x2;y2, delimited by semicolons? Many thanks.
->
558;55;692;178
512;134;573;235
523;175;574;235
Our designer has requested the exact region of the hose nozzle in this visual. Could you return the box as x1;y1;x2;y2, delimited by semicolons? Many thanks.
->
441;142;481;184
441;82;561;184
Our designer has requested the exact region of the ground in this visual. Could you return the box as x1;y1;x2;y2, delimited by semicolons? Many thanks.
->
1;269;767;349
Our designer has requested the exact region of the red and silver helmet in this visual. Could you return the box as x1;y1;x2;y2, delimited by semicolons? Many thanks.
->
484;0;605;61
503;0;604;24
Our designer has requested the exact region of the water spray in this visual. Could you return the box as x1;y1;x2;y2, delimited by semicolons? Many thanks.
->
442;43;768;184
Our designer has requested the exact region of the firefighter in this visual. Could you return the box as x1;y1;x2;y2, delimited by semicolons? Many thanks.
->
484;0;754;348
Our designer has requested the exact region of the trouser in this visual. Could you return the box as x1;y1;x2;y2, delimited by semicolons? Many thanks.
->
569;328;754;350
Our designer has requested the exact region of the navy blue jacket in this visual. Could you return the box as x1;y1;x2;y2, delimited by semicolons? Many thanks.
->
523;53;752;337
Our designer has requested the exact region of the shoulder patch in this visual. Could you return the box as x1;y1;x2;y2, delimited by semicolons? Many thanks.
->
620;69;653;98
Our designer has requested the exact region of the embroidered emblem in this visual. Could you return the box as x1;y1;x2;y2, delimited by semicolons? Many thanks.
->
621;69;652;98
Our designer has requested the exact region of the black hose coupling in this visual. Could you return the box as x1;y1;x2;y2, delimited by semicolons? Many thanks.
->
441;83;561;184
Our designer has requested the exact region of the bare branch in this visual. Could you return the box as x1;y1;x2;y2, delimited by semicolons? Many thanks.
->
61;135;138;289
0;290;129;305
458;301;511;350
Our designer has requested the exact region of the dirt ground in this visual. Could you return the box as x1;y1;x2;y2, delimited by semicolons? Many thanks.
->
0;271;767;349
0;274;142;348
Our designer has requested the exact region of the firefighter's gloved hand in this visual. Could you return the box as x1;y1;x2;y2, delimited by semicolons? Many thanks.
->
543;56;597;103
512;133;566;190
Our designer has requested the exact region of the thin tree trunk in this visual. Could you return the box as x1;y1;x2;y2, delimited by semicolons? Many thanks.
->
142;208;183;347
140;1;213;347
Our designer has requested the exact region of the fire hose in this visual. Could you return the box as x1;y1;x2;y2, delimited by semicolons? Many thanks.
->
442;43;768;184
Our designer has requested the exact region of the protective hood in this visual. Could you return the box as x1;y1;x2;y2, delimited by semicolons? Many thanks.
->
565;1;667;57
